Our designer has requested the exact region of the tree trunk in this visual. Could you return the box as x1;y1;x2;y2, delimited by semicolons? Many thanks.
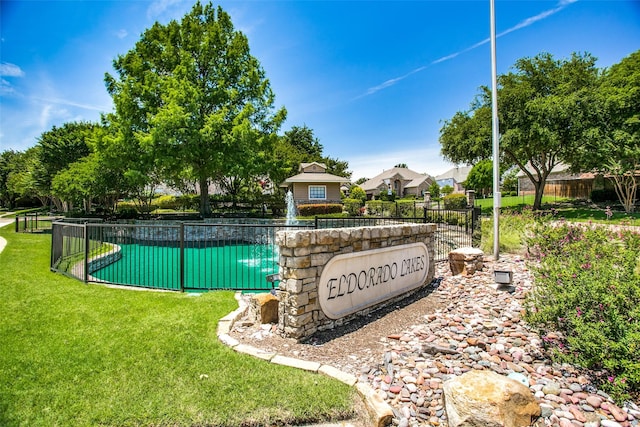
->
532;180;544;210
611;174;637;214
198;175;211;217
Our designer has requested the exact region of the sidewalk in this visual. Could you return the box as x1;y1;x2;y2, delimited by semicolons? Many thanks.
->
0;217;13;254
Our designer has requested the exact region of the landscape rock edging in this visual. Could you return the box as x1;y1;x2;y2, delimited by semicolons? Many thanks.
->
217;292;394;427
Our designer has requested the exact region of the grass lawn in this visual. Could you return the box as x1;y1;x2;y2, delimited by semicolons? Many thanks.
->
0;226;355;427
475;195;640;225
473;194;569;211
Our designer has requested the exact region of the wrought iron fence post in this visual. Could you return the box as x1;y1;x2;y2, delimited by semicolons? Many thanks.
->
465;208;469;234
83;223;89;283
179;223;185;292
15;217;18;233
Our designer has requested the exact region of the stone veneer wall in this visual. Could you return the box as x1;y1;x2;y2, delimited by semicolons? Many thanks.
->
275;223;436;340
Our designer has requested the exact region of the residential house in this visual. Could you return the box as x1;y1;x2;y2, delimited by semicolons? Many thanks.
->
360;167;434;200
435;166;472;193
281;162;349;205
517;163;596;199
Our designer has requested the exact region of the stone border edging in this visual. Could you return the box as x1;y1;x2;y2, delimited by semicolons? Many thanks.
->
217;292;394;427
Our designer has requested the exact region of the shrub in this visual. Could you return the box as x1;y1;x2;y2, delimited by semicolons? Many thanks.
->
176;194;199;211
590;188;618;203
342;198;363;216
524;222;640;401
441;184;454;196
443;193;467;209
396;200;418;217
378;191;396;202
116;201;139;219
154;195;179;210
349;186;367;202
480;208;537;254
297;203;343;216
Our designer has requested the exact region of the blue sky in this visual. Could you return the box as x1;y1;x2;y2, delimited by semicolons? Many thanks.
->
1;0;639;181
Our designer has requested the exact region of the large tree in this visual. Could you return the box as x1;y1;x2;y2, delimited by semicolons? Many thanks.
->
35;121;98;210
440;52;600;210
105;2;286;216
0;150;21;208
464;159;493;197
4;147;49;208
573;50;640;213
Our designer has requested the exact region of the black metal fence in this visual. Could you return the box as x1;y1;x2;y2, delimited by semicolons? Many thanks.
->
50;208;480;292
315;207;481;262
15;213;65;233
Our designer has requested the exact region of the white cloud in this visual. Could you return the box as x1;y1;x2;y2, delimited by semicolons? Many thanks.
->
360;0;578;98
147;0;189;20
115;29;128;39
0;62;25;77
0;78;16;95
38;105;53;129
32;96;111;113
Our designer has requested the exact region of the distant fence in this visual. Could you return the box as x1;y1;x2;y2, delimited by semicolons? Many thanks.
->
15;213;65;233
50;208;480;292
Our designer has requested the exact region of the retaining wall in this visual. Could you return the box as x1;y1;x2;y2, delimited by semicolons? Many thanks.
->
275;223;436;340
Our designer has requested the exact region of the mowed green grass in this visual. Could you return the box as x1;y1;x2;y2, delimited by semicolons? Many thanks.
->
0;226;355;427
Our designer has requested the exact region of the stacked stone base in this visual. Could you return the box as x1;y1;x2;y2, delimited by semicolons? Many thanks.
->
275;224;436;341
448;247;484;276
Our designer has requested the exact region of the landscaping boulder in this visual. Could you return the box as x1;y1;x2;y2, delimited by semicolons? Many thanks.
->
448;247;484;276
249;293;279;324
443;370;541;427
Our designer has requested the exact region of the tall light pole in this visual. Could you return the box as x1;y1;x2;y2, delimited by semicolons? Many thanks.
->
490;0;500;260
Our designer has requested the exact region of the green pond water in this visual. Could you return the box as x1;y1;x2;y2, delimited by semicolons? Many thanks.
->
92;243;278;291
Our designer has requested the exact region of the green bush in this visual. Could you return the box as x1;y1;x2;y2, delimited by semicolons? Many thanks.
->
349;186;367;202
365;201;392;217
443;193;467;209
342;198;363;216
297;203;343;216
480;208;537;254
396;200;418;217
590;188;618;203
154;195;179;210
177;194;199;211
524;222;640;401
116;201;139;219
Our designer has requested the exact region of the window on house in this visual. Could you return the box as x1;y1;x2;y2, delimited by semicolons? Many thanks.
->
308;185;326;200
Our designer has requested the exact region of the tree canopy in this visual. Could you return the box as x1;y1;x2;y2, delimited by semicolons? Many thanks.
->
440;52;600;210
464;159;493;197
104;2;286;216
574;50;640;212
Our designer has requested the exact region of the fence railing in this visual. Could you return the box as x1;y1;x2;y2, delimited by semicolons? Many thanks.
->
315;207;481;262
51;220;314;292
15;213;65;233
51;208;480;292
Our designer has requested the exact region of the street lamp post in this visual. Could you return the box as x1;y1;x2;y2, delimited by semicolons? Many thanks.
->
490;0;500;260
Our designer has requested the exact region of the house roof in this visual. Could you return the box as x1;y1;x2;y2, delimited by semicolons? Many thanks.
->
435;166;473;183
299;162;327;171
515;162;598;180
283;172;349;184
360;167;432;192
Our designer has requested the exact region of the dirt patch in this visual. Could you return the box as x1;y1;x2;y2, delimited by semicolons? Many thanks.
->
230;276;449;378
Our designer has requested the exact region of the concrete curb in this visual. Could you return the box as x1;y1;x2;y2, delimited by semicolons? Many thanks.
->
217;292;393;427
0;218;13;255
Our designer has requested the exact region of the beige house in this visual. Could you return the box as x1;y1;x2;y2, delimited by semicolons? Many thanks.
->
517;163;596;199
281;162;349;205
435;166;472;193
360;167;434;200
